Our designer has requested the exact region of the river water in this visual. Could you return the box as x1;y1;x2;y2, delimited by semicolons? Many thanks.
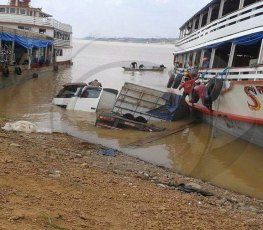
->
1;40;263;199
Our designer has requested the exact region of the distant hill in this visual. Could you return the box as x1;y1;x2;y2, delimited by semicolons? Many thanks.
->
83;36;178;44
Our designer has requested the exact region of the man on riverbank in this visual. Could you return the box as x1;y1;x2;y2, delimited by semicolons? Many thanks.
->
88;79;102;87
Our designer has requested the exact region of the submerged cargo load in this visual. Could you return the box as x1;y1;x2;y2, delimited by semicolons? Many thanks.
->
112;82;189;122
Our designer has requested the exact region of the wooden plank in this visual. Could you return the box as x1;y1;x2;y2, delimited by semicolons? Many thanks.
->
125;120;197;147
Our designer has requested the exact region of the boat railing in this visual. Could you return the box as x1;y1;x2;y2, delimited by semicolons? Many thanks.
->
0;13;72;33
50;19;72;33
54;38;71;47
177;66;263;81
0;25;52;40
176;1;263;48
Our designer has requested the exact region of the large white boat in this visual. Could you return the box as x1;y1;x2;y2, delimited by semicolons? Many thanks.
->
0;0;72;67
172;0;263;147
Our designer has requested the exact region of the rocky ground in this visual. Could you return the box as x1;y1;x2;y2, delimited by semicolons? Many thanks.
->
0;119;263;230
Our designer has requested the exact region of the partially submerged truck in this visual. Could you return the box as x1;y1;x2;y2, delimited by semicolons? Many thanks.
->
96;82;189;130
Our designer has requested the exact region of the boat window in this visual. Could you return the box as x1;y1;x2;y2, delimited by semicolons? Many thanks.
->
213;43;232;68
194;51;201;67
189;53;193;63
201;12;208;27
187;53;194;68
244;0;260;7
20;9;26;14
185;24;192;35
202;49;212;68
10;8;15;14
81;88;102;98
55;49;63;56
173;55;178;65
194;16;199;31
39;28;46;34
232;41;261;67
222;0;239;17
210;4;220;22
0;8;6;13
182;53;188;68
18;26;31;31
177;54;181;63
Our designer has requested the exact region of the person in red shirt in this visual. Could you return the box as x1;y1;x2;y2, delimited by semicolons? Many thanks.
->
193;80;206;99
179;76;195;97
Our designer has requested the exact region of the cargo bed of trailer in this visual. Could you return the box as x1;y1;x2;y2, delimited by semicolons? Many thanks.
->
95;112;165;132
112;82;189;122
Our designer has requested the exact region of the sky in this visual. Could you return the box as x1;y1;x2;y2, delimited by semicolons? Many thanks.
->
0;0;211;38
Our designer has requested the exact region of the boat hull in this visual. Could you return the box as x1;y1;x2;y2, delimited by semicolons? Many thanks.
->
122;67;165;72
193;109;263;147
188;80;263;147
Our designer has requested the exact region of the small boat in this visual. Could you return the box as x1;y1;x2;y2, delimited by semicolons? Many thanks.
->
122;65;166;72
52;83;88;108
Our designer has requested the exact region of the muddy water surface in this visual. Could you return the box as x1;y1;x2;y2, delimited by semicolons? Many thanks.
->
0;40;263;199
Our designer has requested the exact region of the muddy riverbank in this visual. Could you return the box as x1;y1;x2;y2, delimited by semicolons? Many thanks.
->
0;119;263;229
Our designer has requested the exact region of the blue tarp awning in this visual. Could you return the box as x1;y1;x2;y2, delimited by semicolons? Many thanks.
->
0;32;53;49
231;31;263;46
205;31;263;49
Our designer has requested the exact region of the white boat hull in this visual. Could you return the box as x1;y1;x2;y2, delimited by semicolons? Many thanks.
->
188;80;263;147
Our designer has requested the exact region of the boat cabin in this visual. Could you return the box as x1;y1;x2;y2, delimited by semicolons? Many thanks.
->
174;0;263;80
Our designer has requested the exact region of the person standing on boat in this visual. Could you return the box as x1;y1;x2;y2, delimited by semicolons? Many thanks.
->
193;79;205;100
130;62;137;68
202;57;210;69
179;73;196;97
88;79;102;87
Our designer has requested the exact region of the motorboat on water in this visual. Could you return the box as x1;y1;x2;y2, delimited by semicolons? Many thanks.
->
122;65;166;72
53;83;118;112
170;0;263;147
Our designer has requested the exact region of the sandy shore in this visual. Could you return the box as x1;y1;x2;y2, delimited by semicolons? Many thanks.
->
0;119;263;229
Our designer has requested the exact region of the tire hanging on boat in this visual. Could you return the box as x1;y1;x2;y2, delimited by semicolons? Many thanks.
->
189;83;200;103
167;74;175;88
172;73;183;89
15;66;22;75
2;66;9;77
203;77;223;109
